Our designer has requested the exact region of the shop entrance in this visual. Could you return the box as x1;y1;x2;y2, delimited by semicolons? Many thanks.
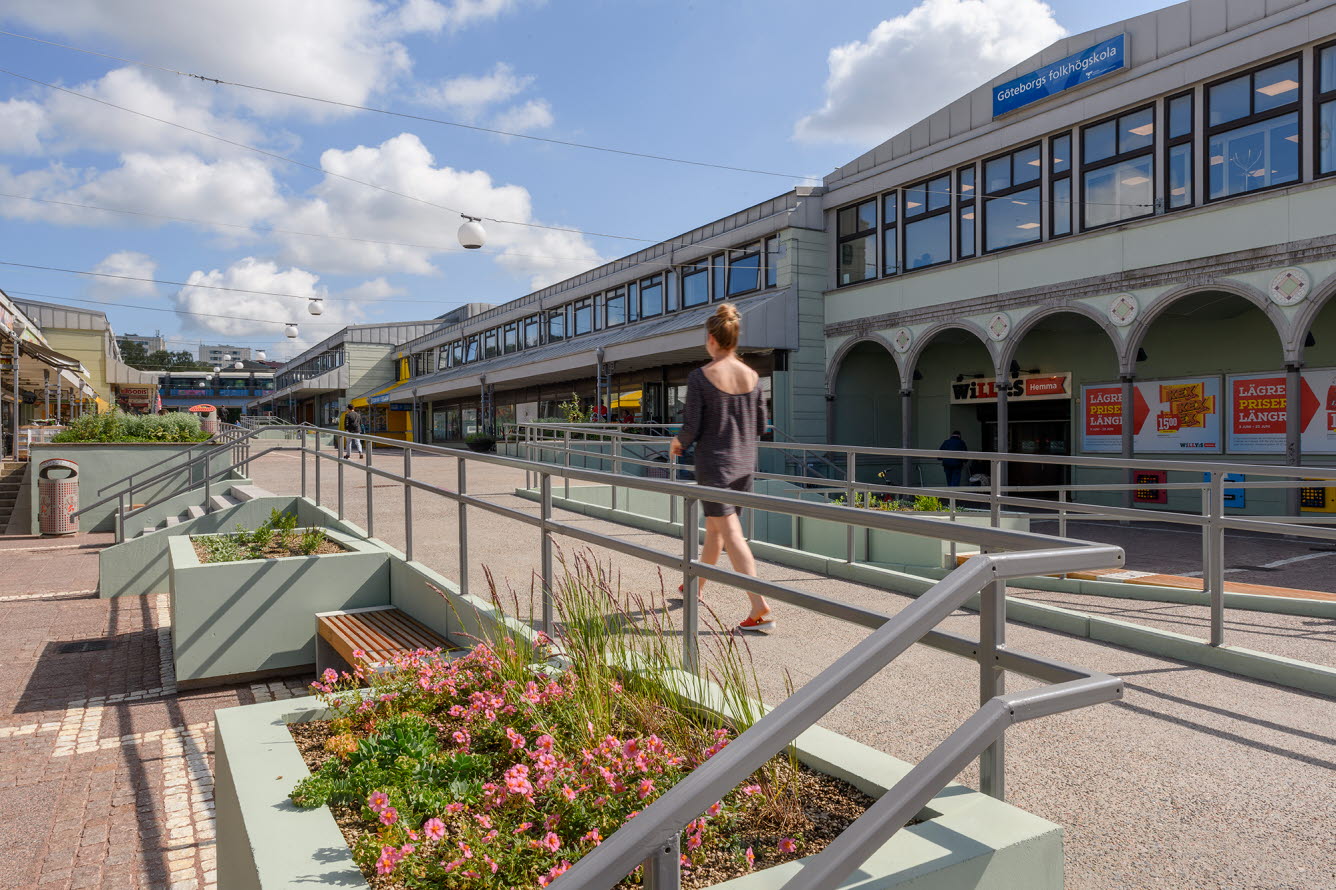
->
980;399;1071;495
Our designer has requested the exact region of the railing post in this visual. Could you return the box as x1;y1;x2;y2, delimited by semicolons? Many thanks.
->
612;437;621;511
540;471;554;634
314;432;323;506
203;452;212;512
1207;471;1226;647
116;492;126;544
681;497;700;673
978;551;1006;801
563;429;571;500
989;459;1000;528
457;458;469;598
403;447;414;562
641;835;681;890
1058;488;1067;539
845;452;857;564
337;438;345;520
365;439;375;540
669;456;679;527
300;430;308;499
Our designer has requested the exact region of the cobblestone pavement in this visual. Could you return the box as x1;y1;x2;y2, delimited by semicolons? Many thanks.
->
0;534;308;890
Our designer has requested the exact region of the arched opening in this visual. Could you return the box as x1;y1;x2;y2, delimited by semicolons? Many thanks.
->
1005;311;1120;492
830;340;902;482
1130;289;1283;460
910;327;993;487
1299;292;1336;464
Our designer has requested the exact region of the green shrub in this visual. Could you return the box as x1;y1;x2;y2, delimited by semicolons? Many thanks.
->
298;528;327;555
51;409;210;444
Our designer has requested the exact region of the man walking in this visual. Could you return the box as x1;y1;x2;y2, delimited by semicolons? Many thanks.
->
939;430;967;486
342;405;364;459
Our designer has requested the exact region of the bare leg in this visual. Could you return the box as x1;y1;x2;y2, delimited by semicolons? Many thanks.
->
695;520;723;596
706;514;770;619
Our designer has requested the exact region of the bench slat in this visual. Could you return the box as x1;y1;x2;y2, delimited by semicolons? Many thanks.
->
317;607;453;670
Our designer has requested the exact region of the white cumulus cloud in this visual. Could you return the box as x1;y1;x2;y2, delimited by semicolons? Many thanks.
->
273;133;602;289
90;251;158;300
171;257;354;353
0;99;47;155
492;99;554;134
795;0;1067;145
417;62;533;118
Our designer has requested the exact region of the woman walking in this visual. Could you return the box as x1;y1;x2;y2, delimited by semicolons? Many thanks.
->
669;303;773;632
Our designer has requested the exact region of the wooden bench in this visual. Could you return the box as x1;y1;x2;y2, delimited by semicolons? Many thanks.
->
315;606;456;675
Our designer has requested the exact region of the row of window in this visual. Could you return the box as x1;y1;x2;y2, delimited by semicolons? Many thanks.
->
275;348;345;391
836;46;1334;286
411;238;783;375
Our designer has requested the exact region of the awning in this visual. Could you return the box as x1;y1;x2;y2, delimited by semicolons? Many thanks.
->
611;390;642;408
19;340;84;373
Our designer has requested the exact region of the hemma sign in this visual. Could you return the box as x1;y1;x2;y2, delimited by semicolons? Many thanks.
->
993;35;1127;117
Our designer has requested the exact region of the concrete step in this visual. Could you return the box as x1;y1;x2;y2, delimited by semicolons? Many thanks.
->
163;515;181;528
208;494;239;513
184;505;206;521
228;484;273;503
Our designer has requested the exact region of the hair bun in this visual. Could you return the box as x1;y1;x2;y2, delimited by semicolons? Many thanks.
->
714;303;740;322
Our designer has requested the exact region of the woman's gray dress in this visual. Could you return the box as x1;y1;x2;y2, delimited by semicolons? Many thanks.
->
674;366;767;518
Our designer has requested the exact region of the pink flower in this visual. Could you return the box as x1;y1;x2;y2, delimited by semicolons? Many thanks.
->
513;821;533;834
351;647;367;660
778;838;797;854
378;806;398;826
745;846;755;868
321;667;338;684
637;778;655;799
581;828;602;846
367;791;389;812
706;801;723;817
544;813;561;830
445;802;464;815
540;831;561;852
560;784;577;802
422;818;446;841
534;733;555;751
741;784;762;796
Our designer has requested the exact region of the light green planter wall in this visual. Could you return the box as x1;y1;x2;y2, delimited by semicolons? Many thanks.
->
28;442;203;534
168;530;389;686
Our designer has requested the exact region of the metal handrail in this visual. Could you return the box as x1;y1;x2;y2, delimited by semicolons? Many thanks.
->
92;428;244;497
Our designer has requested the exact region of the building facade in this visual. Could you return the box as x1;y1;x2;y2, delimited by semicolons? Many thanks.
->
820;0;1336;514
199;344;252;364
120;333;166;353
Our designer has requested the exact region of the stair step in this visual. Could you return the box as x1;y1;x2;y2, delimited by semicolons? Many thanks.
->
208;494;239;512
228;484;272;503
184;505;206;521
163;516;181;528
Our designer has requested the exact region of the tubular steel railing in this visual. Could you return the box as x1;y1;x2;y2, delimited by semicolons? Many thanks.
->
507;421;1336;651
96;424;1126;889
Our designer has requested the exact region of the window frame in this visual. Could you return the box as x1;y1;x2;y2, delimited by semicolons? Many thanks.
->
835;198;877;287
880;190;899;276
1163;91;1195;211
502;322;519;354
726;243;762;297
604;289;626;328
981;142;1044;253
681;260;710;308
902;174;952;270
639;275;664;318
522;315;540;349
764;236;780;288
572;298;593;336
546;307;566;343
483;328;499;359
1079;106;1156;231
1316;41;1336;180
1049;132;1073;238
1204;55;1303;203
956;165;976;258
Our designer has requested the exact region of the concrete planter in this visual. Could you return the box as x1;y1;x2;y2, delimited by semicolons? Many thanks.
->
28;442;206;534
217;684;1062;890
167;529;390;687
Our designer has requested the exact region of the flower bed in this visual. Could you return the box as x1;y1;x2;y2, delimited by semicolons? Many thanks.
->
289;556;874;888
192;508;345;563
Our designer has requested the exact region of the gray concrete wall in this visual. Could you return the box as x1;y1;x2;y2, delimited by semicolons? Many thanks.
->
28;443;201;534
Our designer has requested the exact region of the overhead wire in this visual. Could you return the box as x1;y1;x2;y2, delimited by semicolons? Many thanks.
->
0;28;820;183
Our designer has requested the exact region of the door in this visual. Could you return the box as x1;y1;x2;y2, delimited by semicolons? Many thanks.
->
642;382;665;424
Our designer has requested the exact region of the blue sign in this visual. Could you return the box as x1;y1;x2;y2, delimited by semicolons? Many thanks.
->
993;34;1126;117
1204;472;1246;508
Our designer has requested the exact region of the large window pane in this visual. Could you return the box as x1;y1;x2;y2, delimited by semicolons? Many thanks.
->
984;187;1040;251
641;278;663;316
764;238;780;288
605;292;625;327
1083;120;1117;164
547;310;565;342
958;207;975;257
1013;145;1041;183
958;167;975;199
1209;75;1250;125
904;215;950;269
903;184;927;217
523;317;539;347
1051;134;1071;173
1254;59;1300;113
838;200;875;235
1168;94;1193;138
1322;46;1336;93
682;268;709;307
882;227;898;274
1168;143;1193;207
1051;178;1071;236
837;234;875;285
882;193;897;224
1083;156;1153;227
727;254;760;295
1321;101;1336;175
573;301;592;335
927;175;951;211
628;283;639;322
1208;111;1299;198
984;156;1010;192
1120;108;1155;152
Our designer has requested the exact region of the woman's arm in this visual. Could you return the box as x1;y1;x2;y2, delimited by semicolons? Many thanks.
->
755;386;768;439
671;371;703;455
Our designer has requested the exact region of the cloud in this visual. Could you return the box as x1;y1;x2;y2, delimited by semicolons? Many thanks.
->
342;277;406;303
273;133;602;289
0;1;523;118
492;99;554;134
90;251;158;299
171;257;355;352
417;62;533;117
794;0;1066;145
0;99;47;155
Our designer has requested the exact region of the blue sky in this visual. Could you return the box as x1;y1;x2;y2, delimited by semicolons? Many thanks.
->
0;0;1177;360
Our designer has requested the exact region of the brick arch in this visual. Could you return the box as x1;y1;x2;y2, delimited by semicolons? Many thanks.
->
998;303;1122;372
1123;280;1287;375
902;320;995;382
